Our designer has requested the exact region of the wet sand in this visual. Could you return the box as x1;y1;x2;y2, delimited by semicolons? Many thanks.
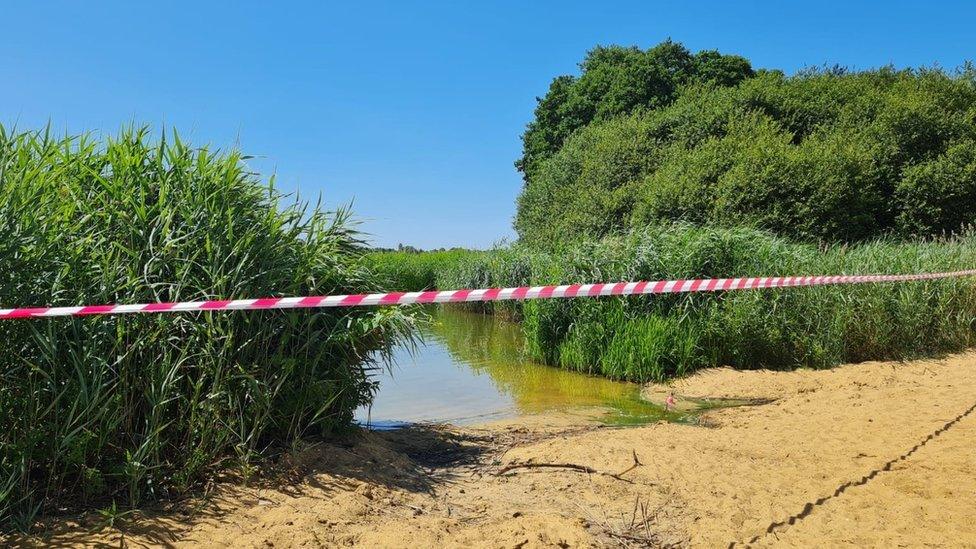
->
19;352;976;547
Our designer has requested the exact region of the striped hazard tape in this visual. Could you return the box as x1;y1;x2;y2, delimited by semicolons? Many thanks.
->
2;269;975;320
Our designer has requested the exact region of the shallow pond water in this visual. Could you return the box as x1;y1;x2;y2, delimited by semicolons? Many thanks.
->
356;306;684;428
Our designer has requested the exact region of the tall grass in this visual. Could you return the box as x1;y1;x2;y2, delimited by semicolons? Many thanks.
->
436;225;976;382
0;127;411;529
364;249;484;291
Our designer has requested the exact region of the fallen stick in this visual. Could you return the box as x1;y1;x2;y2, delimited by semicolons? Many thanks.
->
496;450;644;484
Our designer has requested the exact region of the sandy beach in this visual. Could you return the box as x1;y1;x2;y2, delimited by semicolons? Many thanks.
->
22;352;976;547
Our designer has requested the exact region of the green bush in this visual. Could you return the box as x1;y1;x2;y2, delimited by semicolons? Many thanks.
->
0;127;409;528
515;49;976;246
516;113;664;245
896;139;976;236
516;41;753;179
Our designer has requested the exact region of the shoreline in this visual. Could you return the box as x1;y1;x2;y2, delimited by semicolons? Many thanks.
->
19;352;976;547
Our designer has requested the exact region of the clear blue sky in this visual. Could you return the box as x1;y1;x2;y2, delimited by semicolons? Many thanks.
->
3;1;974;249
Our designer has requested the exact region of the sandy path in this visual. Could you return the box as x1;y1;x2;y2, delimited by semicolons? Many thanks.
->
19;352;976;548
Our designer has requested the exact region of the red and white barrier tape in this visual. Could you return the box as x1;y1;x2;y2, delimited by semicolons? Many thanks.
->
1;269;974;320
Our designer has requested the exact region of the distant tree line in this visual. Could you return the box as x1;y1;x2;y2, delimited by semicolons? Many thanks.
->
515;40;976;247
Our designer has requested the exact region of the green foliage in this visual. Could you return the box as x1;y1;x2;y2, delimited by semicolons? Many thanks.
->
516;49;976;246
437;225;976;382
363;249;483;291
896;139;976;236
516;113;665;242
599;314;699;381
516;40;753;179
0;127;410;528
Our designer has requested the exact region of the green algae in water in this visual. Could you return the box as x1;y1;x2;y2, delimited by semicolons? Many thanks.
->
359;306;690;427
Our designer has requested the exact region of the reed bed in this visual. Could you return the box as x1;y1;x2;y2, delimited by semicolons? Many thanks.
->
364;249;484;291
0;128;410;528
434;225;976;382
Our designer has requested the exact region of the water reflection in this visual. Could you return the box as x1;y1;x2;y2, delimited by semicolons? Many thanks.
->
357;306;676;427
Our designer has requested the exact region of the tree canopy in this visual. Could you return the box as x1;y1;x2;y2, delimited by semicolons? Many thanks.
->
515;41;976;247
516;40;753;180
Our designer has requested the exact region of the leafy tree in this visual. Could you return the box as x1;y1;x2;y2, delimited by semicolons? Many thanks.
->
516;40;754;180
896;139;976;236
515;47;976;247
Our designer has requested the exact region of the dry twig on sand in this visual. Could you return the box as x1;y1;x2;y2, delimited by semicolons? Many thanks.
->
495;450;645;484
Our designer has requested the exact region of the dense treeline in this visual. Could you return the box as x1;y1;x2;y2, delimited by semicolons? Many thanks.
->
516;41;976;247
516;40;754;180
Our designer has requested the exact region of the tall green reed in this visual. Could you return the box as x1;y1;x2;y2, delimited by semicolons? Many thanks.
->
435;225;976;382
0;127;411;529
364;249;483;291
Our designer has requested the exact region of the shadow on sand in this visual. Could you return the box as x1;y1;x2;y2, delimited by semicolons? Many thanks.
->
11;424;496;548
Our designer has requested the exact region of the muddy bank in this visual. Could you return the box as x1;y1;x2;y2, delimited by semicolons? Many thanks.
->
18;352;976;547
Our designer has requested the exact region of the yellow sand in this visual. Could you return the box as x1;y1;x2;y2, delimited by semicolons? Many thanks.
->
19;352;976;547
